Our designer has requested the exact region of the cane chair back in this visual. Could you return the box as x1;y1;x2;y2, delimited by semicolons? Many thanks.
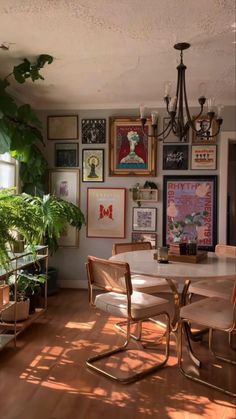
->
215;244;236;257
112;241;152;256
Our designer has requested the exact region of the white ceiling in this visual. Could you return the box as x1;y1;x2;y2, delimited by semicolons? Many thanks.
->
0;0;235;110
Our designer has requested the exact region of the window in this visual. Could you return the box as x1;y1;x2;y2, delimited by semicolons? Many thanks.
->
0;153;18;190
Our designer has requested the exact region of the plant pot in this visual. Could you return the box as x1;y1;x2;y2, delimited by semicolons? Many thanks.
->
1;299;30;322
47;267;59;296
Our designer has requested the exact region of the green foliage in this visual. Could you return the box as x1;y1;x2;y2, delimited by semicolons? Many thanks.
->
8;272;46;298
0;54;53;180
0;189;85;265
19;145;48;196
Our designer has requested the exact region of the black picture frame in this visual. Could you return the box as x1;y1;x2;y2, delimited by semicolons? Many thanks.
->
55;143;78;167
163;175;217;251
163;145;189;170
82;119;106;144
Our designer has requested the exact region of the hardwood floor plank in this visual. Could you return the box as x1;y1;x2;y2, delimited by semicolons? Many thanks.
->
0;290;235;419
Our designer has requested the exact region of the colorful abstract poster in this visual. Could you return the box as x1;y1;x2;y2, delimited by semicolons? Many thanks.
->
163;176;217;251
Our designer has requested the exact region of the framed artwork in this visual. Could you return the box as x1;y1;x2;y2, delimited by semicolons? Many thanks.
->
55;143;78;167
132;207;157;232
191;145;217;170
109;117;157;176
132;232;157;249
49;169;80;247
82;149;104;182
47;115;78;140
163;175;217;251
82;119;106;144
87;188;126;238
192;116;217;144
163;117;189;143
163;145;188;170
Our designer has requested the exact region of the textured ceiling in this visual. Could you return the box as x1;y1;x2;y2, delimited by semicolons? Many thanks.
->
0;0;235;109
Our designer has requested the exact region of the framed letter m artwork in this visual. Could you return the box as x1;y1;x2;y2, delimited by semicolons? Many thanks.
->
87;188;126;238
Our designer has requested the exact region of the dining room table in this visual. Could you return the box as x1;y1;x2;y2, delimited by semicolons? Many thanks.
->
110;249;236;346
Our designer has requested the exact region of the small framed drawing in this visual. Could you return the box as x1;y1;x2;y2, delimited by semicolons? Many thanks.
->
55;143;78;167
163;117;189;143
82;149;104;182
49;169;80;247
163;145;188;170
47;115;78;140
191;145;217;170
132;232;157;249
82;119;106;144
192;116;217;144
132;207;157;232
109;117;157;176
87;188;126;238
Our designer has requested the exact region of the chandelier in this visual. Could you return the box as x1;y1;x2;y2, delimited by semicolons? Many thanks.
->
140;42;223;141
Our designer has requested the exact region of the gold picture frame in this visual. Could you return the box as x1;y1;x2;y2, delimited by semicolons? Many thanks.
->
109;117;157;176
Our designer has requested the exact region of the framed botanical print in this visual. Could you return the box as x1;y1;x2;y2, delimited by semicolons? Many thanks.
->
82;119;106;144
132;232;157;249
109;117;157;176
49;169;80;247
191;145;217;170
55;143;78;167
87;188;126;238
47;115;78;140
163;117;189;143
192;116;217;144
82;149;104;182
132;207;157;232
163;175;217;251
163;145;188;170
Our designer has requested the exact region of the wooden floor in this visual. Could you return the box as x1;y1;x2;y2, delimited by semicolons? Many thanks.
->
0;289;235;419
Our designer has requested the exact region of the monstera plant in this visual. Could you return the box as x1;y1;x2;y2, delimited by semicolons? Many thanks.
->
0;189;85;267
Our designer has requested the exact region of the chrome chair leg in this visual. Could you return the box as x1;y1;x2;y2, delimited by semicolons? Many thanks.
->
178;321;236;398
209;328;236;365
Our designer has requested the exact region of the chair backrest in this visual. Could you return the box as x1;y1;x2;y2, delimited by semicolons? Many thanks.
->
87;255;132;295
112;241;152;256
215;244;236;257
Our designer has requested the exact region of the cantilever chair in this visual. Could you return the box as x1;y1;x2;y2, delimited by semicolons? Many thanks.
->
178;280;236;397
112;241;171;294
189;244;236;300
86;255;172;384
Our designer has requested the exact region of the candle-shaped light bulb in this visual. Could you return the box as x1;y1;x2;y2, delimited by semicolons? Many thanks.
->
198;82;207;98
164;81;172;97
140;104;147;119
151;111;158;125
207;97;215;112
217;104;224;117
169;96;177;111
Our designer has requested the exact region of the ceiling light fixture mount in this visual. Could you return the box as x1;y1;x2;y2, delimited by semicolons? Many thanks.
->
140;42;223;141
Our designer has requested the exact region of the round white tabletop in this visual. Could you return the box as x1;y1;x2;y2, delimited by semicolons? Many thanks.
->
110;250;236;283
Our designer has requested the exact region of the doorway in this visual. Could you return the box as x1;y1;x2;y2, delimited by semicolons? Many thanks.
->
227;141;236;245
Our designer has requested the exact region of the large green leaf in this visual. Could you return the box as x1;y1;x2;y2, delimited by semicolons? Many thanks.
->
17;104;42;128
0;82;17;117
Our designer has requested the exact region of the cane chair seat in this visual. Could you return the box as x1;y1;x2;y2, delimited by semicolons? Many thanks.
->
180;296;235;330
86;255;173;384
95;290;171;320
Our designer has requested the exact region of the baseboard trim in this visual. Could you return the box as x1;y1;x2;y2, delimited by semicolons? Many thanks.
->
59;279;88;289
